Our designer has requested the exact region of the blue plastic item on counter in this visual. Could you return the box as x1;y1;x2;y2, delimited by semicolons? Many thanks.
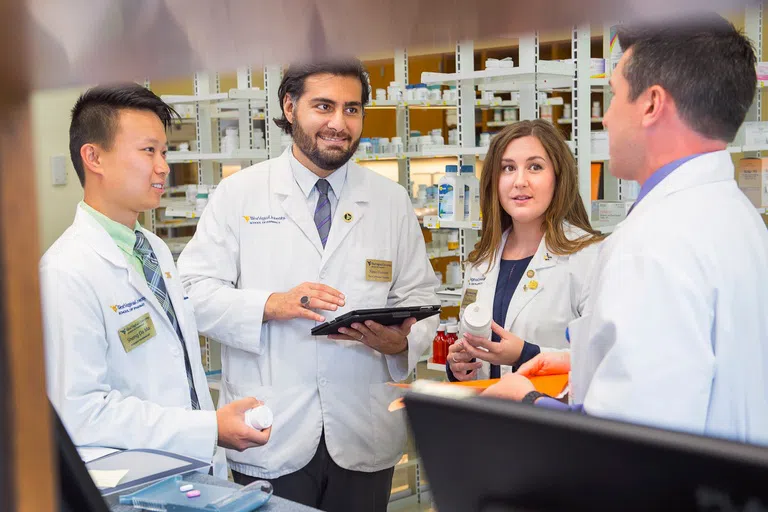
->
118;475;273;512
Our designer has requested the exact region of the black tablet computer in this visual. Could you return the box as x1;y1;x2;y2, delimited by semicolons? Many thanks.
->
311;304;441;336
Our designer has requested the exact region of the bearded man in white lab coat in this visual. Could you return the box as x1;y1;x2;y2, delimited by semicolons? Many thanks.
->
177;59;439;511
485;14;768;447
40;84;271;475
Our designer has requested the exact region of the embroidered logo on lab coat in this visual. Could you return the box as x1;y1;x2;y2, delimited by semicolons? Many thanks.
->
243;215;286;225
469;276;487;287
109;297;148;316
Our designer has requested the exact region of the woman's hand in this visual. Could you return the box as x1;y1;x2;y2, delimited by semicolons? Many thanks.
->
447;340;482;381
517;351;571;378
462;321;525;366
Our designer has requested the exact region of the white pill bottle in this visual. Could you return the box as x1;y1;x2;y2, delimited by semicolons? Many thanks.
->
459;302;492;341
245;405;274;430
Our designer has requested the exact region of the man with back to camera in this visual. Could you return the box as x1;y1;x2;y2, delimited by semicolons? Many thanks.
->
177;59;440;511
483;14;768;447
40;84;271;475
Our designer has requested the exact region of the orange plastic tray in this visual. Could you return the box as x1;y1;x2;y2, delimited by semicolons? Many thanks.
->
388;374;568;411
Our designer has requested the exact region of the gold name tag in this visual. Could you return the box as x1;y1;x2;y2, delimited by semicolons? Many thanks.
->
366;259;393;282
118;313;157;353
461;288;478;309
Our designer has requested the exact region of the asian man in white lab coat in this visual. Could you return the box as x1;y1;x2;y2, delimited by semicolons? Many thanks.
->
40;84;271;475
484;15;768;447
177;60;439;511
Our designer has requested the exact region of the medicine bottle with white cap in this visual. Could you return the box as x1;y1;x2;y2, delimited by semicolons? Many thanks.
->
245;405;274;430
459;303;492;341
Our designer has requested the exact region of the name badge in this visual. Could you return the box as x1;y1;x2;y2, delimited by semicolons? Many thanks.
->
461;288;478;309
118;313;157;353
366;259;393;282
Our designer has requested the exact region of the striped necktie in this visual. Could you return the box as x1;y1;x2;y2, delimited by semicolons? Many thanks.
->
314;179;332;248
133;231;200;410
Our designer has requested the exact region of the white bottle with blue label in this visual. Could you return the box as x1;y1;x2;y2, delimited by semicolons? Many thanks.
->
438;165;463;221
460;165;481;221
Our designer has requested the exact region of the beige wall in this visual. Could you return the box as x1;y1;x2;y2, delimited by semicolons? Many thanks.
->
32;87;87;255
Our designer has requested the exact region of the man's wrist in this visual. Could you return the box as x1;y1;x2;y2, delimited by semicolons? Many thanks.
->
263;292;278;322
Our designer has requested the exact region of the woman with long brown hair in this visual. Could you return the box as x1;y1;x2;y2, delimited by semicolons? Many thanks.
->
447;119;605;382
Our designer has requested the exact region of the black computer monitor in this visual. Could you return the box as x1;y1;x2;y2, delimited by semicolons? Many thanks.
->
404;392;768;512
52;403;110;512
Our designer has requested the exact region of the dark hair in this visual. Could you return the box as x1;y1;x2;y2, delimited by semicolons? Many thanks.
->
617;14;756;142
69;83;178;187
274;59;370;135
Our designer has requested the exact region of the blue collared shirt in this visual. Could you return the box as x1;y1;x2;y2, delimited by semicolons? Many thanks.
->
628;153;704;214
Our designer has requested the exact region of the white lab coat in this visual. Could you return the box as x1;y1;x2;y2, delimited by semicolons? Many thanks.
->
40;207;225;473
459;224;602;379
177;148;440;479
569;150;768;446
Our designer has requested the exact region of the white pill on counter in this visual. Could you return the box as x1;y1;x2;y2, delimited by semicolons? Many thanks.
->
179;484;194;492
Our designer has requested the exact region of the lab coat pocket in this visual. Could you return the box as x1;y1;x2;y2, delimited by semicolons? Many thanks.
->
224;379;320;476
222;379;274;469
370;383;407;466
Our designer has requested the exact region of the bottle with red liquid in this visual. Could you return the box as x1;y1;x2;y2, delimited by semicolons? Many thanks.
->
432;323;447;364
445;324;459;360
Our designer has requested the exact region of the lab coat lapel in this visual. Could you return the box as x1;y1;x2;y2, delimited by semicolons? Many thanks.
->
73;207;130;271
474;231;507;310
321;164;368;267
272;154;325;257
503;235;556;329
74;208;176;334
126;265;177;334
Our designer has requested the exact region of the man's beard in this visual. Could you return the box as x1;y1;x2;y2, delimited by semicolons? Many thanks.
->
291;114;360;171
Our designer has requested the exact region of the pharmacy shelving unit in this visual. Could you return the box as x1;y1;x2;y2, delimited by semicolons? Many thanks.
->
696;6;768;218
598;8;768;220
382;33;585;508
147;66;285;388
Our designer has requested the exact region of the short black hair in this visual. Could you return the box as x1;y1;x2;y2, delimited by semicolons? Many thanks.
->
69;83;178;187
617;14;757;142
274;59;370;136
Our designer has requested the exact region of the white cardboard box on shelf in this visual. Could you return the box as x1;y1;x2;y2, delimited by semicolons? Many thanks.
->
591;200;634;223
560;58;605;78
744;122;768;146
591;131;609;155
738;158;768;208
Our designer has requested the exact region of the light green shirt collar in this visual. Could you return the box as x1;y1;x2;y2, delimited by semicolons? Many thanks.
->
79;201;142;256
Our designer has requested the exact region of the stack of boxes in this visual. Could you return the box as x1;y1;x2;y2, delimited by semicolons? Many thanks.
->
738;158;768;226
